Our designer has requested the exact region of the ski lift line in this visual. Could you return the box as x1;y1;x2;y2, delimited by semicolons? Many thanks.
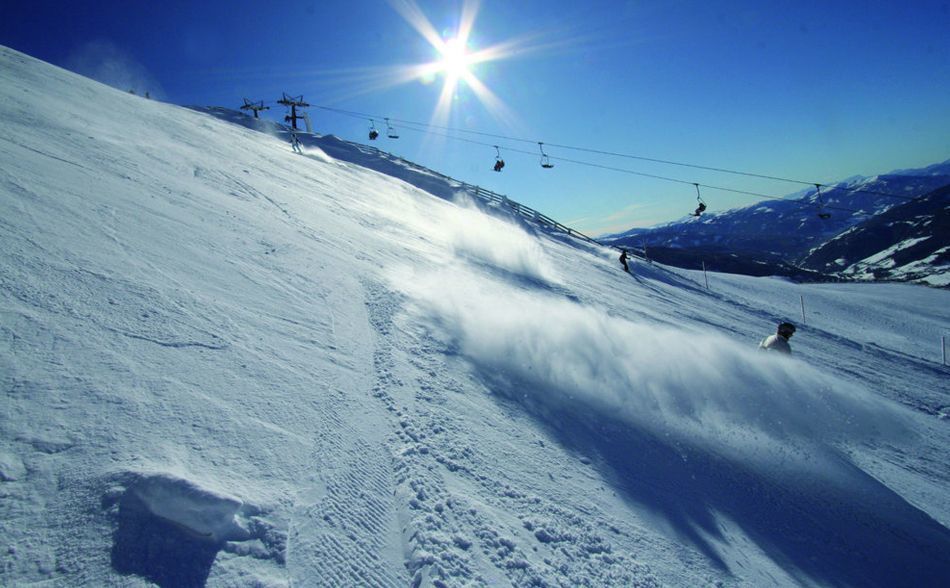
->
309;103;920;203
393;123;871;216
353;140;847;254
405;120;920;204
551;154;867;216
397;118;919;204
401;117;916;204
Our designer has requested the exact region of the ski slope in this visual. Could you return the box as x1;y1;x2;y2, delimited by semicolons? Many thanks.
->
1;46;949;587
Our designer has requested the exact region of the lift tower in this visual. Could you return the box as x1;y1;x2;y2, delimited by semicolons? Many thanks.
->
277;93;310;131
240;98;270;119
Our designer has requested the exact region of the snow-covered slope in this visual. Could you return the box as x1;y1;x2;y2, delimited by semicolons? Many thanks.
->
2;45;950;587
187;106;486;209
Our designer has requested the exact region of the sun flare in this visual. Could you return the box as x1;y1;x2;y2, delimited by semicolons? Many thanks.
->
383;0;524;130
438;38;472;80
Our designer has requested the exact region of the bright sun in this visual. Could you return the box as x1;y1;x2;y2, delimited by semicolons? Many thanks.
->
438;38;472;79
385;0;520;128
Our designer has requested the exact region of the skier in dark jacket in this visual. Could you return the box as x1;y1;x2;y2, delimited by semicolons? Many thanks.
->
619;249;630;272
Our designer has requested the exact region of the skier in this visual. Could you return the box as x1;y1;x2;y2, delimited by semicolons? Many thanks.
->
290;131;302;153
759;322;796;355
619;249;630;273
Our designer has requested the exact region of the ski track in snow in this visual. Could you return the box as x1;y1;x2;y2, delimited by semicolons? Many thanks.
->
361;278;666;587
285;276;404;588
2;45;949;587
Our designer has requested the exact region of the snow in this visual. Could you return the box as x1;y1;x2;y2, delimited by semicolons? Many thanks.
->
892;246;950;287
126;472;248;541
855;235;932;268
2;45;950;587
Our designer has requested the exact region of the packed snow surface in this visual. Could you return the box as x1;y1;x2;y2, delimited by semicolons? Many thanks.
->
1;46;949;587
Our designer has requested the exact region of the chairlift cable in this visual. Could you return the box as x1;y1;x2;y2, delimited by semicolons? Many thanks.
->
393;123;873;217
302;107;901;219
395;123;869;214
309;104;921;203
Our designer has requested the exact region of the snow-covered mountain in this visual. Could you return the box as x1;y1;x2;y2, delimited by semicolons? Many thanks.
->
3;45;950;587
800;184;950;286
603;164;950;285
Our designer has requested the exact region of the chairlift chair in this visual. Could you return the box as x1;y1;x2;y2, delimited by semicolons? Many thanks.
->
691;184;707;217
368;119;379;140
538;142;554;169
815;184;832;219
385;118;399;139
493;145;505;172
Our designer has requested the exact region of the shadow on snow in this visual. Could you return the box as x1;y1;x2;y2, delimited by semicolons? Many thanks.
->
489;378;950;586
110;491;221;588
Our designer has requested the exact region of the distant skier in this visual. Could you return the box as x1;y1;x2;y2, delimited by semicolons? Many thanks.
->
290;131;302;153
759;322;796;355
619;249;630;273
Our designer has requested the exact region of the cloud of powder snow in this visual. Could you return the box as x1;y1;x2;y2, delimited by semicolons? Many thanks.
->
395;268;908;461
444;196;557;284
66;40;165;99
372;187;559;284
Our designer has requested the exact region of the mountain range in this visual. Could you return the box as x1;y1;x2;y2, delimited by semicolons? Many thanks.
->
602;162;950;286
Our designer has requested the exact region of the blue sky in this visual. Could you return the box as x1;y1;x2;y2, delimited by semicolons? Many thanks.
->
4;0;949;234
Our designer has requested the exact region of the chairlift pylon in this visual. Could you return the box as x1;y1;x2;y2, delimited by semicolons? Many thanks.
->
385;118;399;139
691;183;707;217
277;92;309;131
368;119;379;140
240;98;269;119
815;184;831;219
493;145;505;172
538;142;554;169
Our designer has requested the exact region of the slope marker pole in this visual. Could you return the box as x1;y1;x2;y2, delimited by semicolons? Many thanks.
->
800;295;806;325
702;261;709;290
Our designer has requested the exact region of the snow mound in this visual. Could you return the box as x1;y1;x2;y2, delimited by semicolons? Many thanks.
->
126;472;249;542
105;471;284;586
0;450;27;482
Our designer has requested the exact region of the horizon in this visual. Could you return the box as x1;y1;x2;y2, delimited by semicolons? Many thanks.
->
3;0;948;234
